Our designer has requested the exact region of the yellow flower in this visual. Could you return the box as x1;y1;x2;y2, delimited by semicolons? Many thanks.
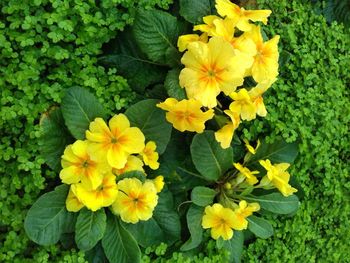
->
214;110;240;149
233;163;259;185
152;175;164;193
243;138;260;154
232;200;260;230
60;140;109;190
229;89;257;121
248;79;276;117
66;187;84;212
86;114;145;169
179;36;251;108
113;155;144;176
157;98;214;133
72;172;118;212
111;178;158;224
246;26;279;82
177;33;208;52
215;0;271;31
202;203;237;240
140;141;159;170
193;15;222;36
259;159;298;197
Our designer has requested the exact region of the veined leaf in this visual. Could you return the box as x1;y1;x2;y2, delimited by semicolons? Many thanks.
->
180;205;204;251
179;0;213;24
222;231;244;263
164;69;186;100
247;216;274;239
191;186;217;207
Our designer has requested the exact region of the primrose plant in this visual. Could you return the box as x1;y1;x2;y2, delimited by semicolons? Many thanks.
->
25;1;300;262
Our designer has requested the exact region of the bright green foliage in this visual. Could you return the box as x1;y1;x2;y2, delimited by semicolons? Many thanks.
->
239;0;350;262
0;0;172;262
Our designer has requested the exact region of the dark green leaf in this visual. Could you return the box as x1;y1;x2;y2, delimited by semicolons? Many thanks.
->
61;86;106;140
247;216;274;239
133;9;180;65
99;29;166;93
75;208;107;251
222;231;244;263
85;242;109;263
60;233;75;249
125;99;172;154
191;131;233;181
102;215;141;263
244;193;300;214
248;139;299;164
24;185;70;245
191;186;217;207
40;108;74;171
180;0;212;24
164;69;186;100
181;205;204;251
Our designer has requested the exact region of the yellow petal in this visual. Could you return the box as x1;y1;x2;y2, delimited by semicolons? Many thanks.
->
71;140;88;159
109;114;130;137
60;166;82;184
118;127;145;154
107;145;128;169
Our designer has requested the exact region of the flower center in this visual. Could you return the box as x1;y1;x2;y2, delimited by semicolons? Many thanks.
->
207;70;216;77
111;137;117;144
82;160;89;168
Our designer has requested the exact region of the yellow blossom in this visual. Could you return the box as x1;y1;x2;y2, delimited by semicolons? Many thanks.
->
86;114;145;169
60;140;109;190
232;200;260;230
215;0;271;31
202;203;237;240
248;79;276;117
113;155;144;176
193;15;222;36
111;178;158;224
214;110;240;149
179;36;251;108
229;88;257;121
243;138;260;154
157;98;214;133
259;159;297;197
246;26;279;82
152;175;164;193
177;33;208;52
233;163;259;185
140;141;159;170
66;187;84;212
72;172;118;212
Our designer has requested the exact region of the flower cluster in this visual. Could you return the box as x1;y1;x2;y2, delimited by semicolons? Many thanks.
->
60;113;164;223
157;0;279;149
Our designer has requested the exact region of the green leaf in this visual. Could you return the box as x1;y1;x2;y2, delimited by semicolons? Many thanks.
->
24;185;71;245
222;231;244;263
125;99;172;154
102;215;141;263
116;171;146;183
244;193;300;215
99;29;166;93
133;9;180;65
180;0;213;24
247;216;274;239
164;69;186;100
191;186;217;207
75;208;107;251
248;139;299;164
40;108;74;171
180;205;204;251
61;86;107;140
191;131;233;181
153;189;181;245
85;242;109;263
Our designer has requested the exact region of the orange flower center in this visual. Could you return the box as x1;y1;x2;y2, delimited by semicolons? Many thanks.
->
111;137;117;144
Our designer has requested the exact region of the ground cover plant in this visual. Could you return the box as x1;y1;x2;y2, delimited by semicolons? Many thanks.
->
1;0;349;262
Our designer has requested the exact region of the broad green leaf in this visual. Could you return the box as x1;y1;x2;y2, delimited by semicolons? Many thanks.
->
24;185;71;245
181;205;204;251
248;139;299;164
102;215;141;263
85;242;109;263
222;231;244;263
99;29;166;93
133;9;180;65
153;189;181;245
116;171;146;183
144;84;168;100
244;193;300;214
172;162;208;193
164;69;186;100
75;208;106;251
125;99;172;154
247;216;274;239
40;108;74;171
191;186;217;207
61;86;106;140
180;0;213;24
191;131;233;181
